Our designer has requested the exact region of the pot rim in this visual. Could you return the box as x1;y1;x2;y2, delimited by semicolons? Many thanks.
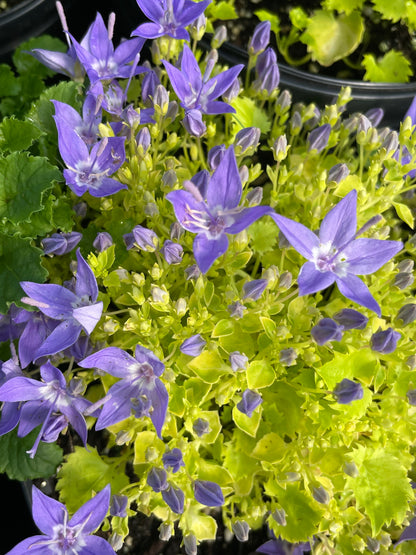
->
0;0;54;24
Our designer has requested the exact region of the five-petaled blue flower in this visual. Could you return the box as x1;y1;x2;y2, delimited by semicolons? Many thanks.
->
133;0;210;40
167;145;273;272
6;484;115;554
272;190;403;315
79;345;168;437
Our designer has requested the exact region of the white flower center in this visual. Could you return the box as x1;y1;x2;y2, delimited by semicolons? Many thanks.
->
311;241;348;277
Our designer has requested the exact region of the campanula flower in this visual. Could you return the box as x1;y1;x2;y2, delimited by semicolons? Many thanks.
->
327;163;350;184
161;484;185;513
333;379;364;404
68;12;146;84
333;308;368;330
42;231;82;256
229;351;248;372
193;479;224;506
160;240;184;264
6;484;115;555
20;249;103;360
311;318;343;345
147;467;168;492
162;448;185;473
163;44;243;117
237;389;263;417
167;145;273;272
52;96;102;147
124;225;159;251
184;534;198;555
93;232;113;252
256;538;311;555
232;520;250;542
307;124;332;153
0;361;91;458
54;109;127;197
180;334;206;356
0;357;24;436
110;495;128;518
79;345;168;437
272;190;403;315
193;417;210;436
12;309;58;368
370;327;401;354
248;21;271;55
133;0;210;40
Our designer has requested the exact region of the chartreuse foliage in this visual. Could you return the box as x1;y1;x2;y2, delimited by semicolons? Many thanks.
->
255;0;416;82
1;6;416;555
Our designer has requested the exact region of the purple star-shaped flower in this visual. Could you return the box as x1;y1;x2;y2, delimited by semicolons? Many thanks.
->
52;96;102;147
6;484;115;554
272;190;403;315
163;44;243;117
0;361;91;458
54;116;126;197
20;249;103;359
166;145;273;272
133;0;210;40
0;357;24;436
79;345;168;437
68;12;146;84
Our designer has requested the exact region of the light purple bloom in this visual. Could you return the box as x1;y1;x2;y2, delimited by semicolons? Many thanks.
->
110;494;128;518
237;389;263;417
0;361;91;458
311;318;343;345
229;351;248;372
253;47;280;94
333;379;364;404
242;279;267;301
14;310;59;368
272;190;403;315
147;467;168;492
163;44;243;117
333;308;368;330
193;417;210;436
42;231;82;256
68;12;145;84
6;484;115;555
228;301;247;319
256;539;311;555
0;357;24;436
370;327;401;354
124;225;159;252
161;484;185;514
133;0;210;40
160;240;184;264
52;96;102;147
180;334;206;356
20;249;103;360
162;448;185;473
54;115;127;197
194;480;224;507
167;145;273;272
182;109;207;136
93;232;113;252
79;345;168;437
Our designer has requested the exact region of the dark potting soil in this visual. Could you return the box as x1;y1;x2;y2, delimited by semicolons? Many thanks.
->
226;0;416;81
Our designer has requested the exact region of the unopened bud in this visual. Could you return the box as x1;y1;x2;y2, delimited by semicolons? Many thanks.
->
365;107;384;127
279;271;292;289
235;127;261;155
398;259;414;272
366;537;380;553
190;13;206;41
246;186;263;206
406;355;416;369
290;111;302;134
183;109;206;137
184;534;197;555
396;304;416;325
307;123;331;153
238;164;249;184
344;461;359;477
272;508;287;526
193;417;210;436
327;163;349;184
153;85;170;115
394;272;414;289
212;25;227;48
279;348;297;366
163;169;177;188
222;78;241;103
313;485;330;504
229;351;249;372
232;520;250;542
382;130;399;154
273;134;288;162
276;89;291;110
208;144;226;170
159;523;172;541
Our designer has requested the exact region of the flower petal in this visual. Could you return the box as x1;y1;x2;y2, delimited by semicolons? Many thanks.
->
193;233;229;273
79;535;117;554
146;378;168;438
297;262;336;295
225;206;274;234
319;190;357;248
35;320;81;359
32;485;67;535
342;238;403;275
79;347;137;378
73;302;103;335
95;381;136;429
20;282;76;320
69;484;111;533
271;213;320;259
336;274;381;315
166;189;210;233
75;248;99;300
207;146;241;210
6;536;50;555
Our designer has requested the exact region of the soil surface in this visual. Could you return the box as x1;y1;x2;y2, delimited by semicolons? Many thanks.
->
227;0;416;80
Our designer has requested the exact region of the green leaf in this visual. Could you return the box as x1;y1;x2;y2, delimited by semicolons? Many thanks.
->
87;245;116;279
372;0;407;22
187;350;231;383
255;9;280;35
232;405;262;437
206;1;237;20
0;427;62;481
230;97;271;136
219;325;256;358
289;7;309;29
317;350;379;389
322;0;365;15
301;10;364;66
393;201;414;229
346;447;414;535
362;51;413;83
252;432;286;462
246;360;275;389
0;117;43;152
0;64;20;97
0;152;61;224
12;35;67;79
57;446;129;514
248;219;278;254
0;236;47;313
211;318;235;337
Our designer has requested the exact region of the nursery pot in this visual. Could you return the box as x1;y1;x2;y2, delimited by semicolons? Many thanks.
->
215;41;416;129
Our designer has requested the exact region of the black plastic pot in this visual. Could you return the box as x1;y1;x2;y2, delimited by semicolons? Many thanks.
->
216;41;416;129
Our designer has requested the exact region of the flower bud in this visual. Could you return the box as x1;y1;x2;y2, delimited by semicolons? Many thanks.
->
42;232;82;256
166;101;179;121
255;46;277;75
190;13;206;41
242;279;268;301
367;537;380;553
180;334;206;356
194;480;224;506
162;485;185;514
312;485;330;505
237;389;263;417
406;355;416;369
333;379;364;404
344;461;359;477
93;232;113;252
184;534;198;555
365;107;384;127
398;259;414;273
142;69;160;105
333;308;368;330
160;240;183;265
356;114;372;144
73;201;87;218
407;389;416;405
136;127;151;153
183;109;206;137
279;348;297;366
193;417;210;437
290;111;302;134
229;351;249;372
397;304;416;325
110;494;128;517
235;127;261;155
232;520;250;542
382;130;399;154
254;54;280;95
246;186;263;206
163;448;185;473
272;508;287;526
238;164;249;184
147;467;168;492
222;78;241;103
248;20;271;55
153;85;170;115
227;301;247;319
327;163;350;184
212;25;227;48
304;107;321;130
185;264;201;280
170;222;184;241
208;144;226;170
276;89;291;110
370;328;401;354
278;271;292;289
273;134;288;162
159;523;172;541
394;272;414;289
307;123;331;153
151;285;169;304
311;318;343;345
124;225;159;252
163;169;178;188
